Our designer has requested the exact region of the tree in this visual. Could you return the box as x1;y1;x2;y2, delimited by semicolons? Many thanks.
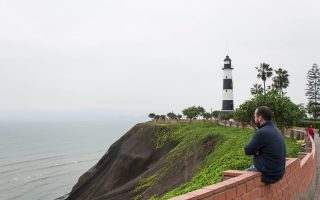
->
305;64;320;118
256;63;273;94
154;115;160;121
182;106;198;122
177;114;183;120
167;112;177;119
306;101;320;119
160;115;166;120
148;113;155;120
211;110;220;119
272;68;289;96
219;112;234;120
202;112;212;120
197;106;206;117
250;83;263;97
297;103;308;119
182;106;205;122
234;91;304;133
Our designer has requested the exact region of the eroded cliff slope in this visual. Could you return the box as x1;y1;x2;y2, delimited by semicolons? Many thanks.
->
65;122;220;200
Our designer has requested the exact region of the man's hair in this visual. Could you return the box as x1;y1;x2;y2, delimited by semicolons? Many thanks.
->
256;106;272;121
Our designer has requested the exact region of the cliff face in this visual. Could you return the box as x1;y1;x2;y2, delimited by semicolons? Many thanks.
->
65;123;219;200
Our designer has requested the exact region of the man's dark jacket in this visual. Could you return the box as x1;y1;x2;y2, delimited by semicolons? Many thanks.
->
244;121;286;184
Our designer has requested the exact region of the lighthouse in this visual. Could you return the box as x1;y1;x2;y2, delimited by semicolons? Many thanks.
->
221;55;234;112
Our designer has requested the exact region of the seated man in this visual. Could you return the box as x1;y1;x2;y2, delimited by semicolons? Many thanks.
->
244;106;286;184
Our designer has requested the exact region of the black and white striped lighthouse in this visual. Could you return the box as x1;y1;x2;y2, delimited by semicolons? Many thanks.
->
221;55;234;112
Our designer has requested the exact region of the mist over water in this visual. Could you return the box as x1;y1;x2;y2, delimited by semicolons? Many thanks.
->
0;120;138;200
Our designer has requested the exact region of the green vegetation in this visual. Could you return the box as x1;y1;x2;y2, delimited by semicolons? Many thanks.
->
297;119;320;129
305;63;320;119
182;106;205;121
211;110;220;119
134;174;158;200
202;112;212;120
272;68;289;97
251;83;263;97
219;112;234;120
167;112;177;119
148;113;156;119
144;121;301;199
153;125;176;149
253;63;290;97
255;63;273;94
234;91;305;132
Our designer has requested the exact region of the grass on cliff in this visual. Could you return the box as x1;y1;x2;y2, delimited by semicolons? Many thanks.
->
145;121;302;199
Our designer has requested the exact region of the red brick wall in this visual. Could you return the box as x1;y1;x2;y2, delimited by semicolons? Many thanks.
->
170;131;317;200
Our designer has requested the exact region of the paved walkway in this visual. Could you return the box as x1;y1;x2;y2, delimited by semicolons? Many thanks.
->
314;134;320;199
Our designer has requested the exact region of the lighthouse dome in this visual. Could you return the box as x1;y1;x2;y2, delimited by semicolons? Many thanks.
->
224;55;231;62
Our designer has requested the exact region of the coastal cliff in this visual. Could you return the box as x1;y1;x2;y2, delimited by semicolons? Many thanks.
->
65;122;220;200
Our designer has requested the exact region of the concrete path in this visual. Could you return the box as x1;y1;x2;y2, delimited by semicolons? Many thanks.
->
314;134;320;199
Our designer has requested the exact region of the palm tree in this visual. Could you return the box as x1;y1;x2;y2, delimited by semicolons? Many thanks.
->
272;68;289;96
250;83;263;97
255;63;273;94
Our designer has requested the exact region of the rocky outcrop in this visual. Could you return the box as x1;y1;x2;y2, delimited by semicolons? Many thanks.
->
64;123;219;200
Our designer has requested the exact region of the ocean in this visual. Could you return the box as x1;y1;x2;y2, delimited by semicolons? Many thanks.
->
0;120;139;200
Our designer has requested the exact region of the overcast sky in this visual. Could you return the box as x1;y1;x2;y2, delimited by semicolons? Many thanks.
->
0;0;319;121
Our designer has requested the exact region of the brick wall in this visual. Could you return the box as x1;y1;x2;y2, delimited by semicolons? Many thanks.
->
170;130;317;200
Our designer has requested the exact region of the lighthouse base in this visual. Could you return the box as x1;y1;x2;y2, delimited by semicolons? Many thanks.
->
220;110;233;113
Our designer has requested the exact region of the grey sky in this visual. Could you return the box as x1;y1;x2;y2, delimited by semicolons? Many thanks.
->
0;0;319;120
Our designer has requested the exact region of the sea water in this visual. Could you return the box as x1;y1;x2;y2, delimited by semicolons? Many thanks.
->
0;120;138;200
